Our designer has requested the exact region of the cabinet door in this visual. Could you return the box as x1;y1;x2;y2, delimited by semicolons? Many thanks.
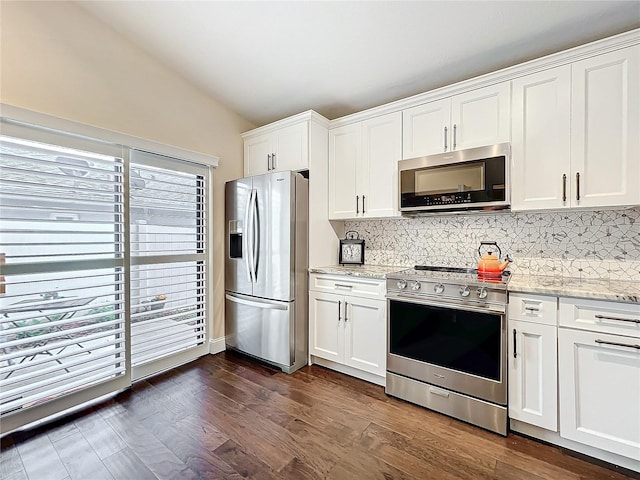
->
508;319;558;431
511;66;572;211
451;83;511;151
328;124;360;219
244;133;272;177
361;112;402;218
343;297;386;376
402;98;451;159
309;291;343;363
559;328;640;460
273;122;309;172
571;46;640;208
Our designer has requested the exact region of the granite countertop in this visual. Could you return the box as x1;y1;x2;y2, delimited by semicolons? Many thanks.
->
310;266;640;303
509;274;640;304
309;264;406;280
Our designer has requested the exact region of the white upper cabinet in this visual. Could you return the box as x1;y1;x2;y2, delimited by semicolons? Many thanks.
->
360;113;402;218
329;111;402;219
511;66;572;210
328;123;360;218
243;115;311;176
402;83;510;159
244;133;273;177
450;83;511;151
402;98;451;159
571;45;640;208
511;46;640;211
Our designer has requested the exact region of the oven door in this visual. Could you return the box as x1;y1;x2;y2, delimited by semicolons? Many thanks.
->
387;295;506;405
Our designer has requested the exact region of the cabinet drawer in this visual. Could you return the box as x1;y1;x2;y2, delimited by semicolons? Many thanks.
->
509;293;557;325
309;273;385;300
559;297;640;338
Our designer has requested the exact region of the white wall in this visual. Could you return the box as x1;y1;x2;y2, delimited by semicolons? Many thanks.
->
0;1;255;339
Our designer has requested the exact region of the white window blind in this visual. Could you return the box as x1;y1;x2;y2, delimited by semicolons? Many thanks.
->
129;150;208;378
0;130;128;422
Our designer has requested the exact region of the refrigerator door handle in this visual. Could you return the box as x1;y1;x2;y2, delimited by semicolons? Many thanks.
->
225;293;289;311
243;187;254;283
250;188;259;281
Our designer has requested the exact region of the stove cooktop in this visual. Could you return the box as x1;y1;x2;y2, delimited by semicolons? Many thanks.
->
387;265;511;288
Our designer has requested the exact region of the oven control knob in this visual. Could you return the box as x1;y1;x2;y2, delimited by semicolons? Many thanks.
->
459;286;471;297
477;287;488;299
397;279;407;290
411;281;421;291
434;284;445;294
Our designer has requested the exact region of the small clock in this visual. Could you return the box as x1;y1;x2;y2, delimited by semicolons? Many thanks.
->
339;231;365;265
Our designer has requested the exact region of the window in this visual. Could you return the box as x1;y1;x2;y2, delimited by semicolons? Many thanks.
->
0;114;213;433
129;150;209;380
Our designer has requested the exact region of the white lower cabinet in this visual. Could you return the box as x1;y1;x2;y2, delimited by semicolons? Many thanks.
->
559;314;640;461
309;274;386;380
508;319;558;431
558;328;640;460
309;291;386;377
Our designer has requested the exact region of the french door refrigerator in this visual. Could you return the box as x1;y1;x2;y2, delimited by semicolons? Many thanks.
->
224;171;308;373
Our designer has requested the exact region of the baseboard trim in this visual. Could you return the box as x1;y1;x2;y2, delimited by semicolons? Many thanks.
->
209;337;226;355
510;419;640;474
310;356;386;387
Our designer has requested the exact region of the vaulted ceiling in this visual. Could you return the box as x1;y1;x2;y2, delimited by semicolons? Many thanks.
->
78;1;640;126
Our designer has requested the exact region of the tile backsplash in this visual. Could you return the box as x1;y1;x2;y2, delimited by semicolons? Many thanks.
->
344;207;640;281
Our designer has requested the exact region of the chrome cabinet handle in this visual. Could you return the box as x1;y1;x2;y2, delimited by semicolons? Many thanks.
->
513;328;517;358
525;306;540;313
271;153;276;170
344;302;349;322
562;174;567;202
453;124;457;150
595;339;640;350
356;195;359;214
444;126;448;152
595;314;640;324
362;195;366;215
576;172;580;201
338;300;341;321
334;283;353;289
267;154;272;171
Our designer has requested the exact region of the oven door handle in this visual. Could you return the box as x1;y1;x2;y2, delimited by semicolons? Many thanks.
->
388;293;505;315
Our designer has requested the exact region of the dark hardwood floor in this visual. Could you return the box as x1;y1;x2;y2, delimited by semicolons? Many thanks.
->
1;351;638;480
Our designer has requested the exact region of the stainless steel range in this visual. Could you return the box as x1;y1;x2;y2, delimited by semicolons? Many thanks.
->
385;266;510;435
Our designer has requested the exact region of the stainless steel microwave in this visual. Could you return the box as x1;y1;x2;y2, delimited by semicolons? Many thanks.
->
398;143;510;213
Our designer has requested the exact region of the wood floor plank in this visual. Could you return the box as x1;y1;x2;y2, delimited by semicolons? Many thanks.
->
188;389;295;472
51;430;114;480
358;422;494;480
3;352;637;480
136;411;235;479
15;434;68;480
209;364;370;445
103;412;196;480
46;422;79;445
278;457;325;480
194;386;336;475
213;439;281;480
102;447;157;480
73;413;127;460
0;442;28;480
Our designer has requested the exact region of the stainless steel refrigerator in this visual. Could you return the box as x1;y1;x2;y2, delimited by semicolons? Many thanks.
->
224;171;308;373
